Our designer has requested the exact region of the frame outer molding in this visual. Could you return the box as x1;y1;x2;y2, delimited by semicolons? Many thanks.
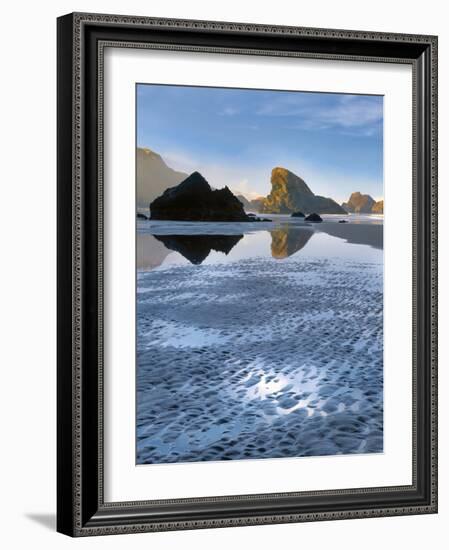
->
57;12;438;537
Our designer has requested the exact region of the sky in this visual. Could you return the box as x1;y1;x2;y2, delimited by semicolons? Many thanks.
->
137;84;383;203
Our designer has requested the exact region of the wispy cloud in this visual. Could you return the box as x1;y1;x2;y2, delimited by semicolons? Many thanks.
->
256;94;383;135
256;94;311;116
219;106;239;116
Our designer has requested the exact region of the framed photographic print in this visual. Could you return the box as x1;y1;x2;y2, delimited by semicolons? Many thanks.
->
57;12;438;536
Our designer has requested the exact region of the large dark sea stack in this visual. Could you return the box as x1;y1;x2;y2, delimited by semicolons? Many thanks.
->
260;167;345;215
150;172;251;221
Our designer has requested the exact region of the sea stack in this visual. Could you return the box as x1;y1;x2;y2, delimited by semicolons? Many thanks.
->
260;167;346;215
342;192;376;213
150;172;256;222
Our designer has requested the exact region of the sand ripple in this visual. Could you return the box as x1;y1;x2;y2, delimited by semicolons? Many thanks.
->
137;256;383;464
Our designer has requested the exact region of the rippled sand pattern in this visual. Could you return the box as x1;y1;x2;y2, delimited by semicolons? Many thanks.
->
137;254;383;464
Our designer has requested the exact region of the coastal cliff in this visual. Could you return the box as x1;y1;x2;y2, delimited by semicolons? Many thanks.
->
137;147;187;208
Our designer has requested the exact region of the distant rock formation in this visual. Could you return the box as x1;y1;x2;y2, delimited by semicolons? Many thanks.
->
305;213;323;222
150;172;256;222
291;211;305;218
249;197;265;212
260;167;346;215
137;212;148;220
236;194;251;210
236;194;267;213
372;200;384;214
137;147;187;209
342;192;382;214
154;234;243;264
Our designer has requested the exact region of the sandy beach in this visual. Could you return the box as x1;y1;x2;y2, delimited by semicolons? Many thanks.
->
136;215;383;464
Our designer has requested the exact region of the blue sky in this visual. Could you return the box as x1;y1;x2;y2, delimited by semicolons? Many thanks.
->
137;84;383;202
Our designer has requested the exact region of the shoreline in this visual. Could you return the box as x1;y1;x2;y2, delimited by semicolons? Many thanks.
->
136;216;383;270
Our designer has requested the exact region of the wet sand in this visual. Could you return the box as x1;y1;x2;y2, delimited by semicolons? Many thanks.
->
317;222;383;250
136;220;383;464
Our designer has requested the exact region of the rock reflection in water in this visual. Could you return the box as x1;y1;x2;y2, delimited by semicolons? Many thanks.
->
270;226;314;259
154;234;243;265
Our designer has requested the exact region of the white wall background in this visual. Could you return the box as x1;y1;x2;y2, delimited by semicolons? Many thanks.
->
0;1;446;548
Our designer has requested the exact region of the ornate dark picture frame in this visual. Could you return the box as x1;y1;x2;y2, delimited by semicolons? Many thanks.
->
57;12;438;537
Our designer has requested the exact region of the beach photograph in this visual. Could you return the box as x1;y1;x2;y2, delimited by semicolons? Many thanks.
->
135;84;384;465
